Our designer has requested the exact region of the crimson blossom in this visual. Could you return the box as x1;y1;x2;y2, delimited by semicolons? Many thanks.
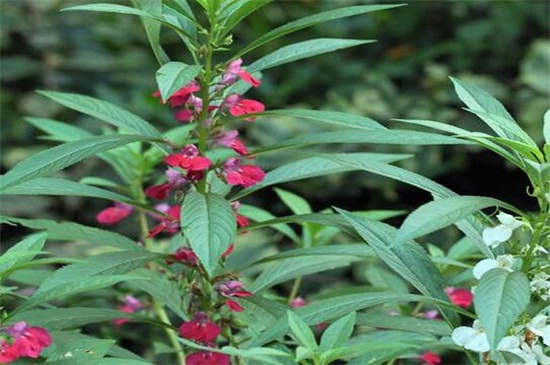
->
0;322;52;364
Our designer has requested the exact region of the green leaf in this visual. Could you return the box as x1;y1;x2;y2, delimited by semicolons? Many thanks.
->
355;313;451;336
254;129;469;155
337;210;458;325
8;307;133;330
220;0;272;37
181;192;236;277
37;91;164;140
251;292;426;346
544;109;550;145
274;188;311;215
250;244;374;266
248;39;375;73
0;233;47;275
129;269;187;320
287;310;318;350
25;117;94;142
45;358;153;365
0;134;160;191
474;269;530;350
450;77;530;144
18;275;142;312
234;4;405;59
249;254;363;293
46;339;115;361
259;109;386;131
239;204;300;243
1;178;133;202
131;0;170;65
233;153;410;200
395;196;517;243
0;216;140;251
37;251;160;292
155;62;201;102
320;311;356;351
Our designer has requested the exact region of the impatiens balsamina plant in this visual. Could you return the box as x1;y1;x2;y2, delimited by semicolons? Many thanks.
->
0;1;548;365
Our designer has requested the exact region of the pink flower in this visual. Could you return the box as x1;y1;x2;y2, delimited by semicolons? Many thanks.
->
153;82;200;107
186;351;230;365
214;130;249;156
174;109;194;123
231;201;250;228
114;295;144;326
445;287;473;308
420;351;441;365
96;202;132;225
165;144;212;172
290;297;307;309
179;313;221;343
229;99;265;121
225;299;244;312
222;58;261;88
216;280;252;311
221;244;234;259
145;183;172;200
0;322;52;363
223;158;265;188
148;205;181;237
422;309;439;319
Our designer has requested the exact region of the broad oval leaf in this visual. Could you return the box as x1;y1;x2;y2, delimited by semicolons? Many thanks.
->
181;192;236;277
474;269;530;350
395;196;518;243
155;62;201;102
0;134;161;191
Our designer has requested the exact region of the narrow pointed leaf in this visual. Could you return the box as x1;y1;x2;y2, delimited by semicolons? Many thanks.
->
131;0;171;65
320;311;356;351
0;233;47;274
260;109;386;131
396;196;518;243
155;62;200;102
544;109;550;145
287;311;318;350
0;134;160;191
25;117;94;142
235;4;405;58
474;269;530;350
220;0;272;36
181;192;236;277
248;39;374;73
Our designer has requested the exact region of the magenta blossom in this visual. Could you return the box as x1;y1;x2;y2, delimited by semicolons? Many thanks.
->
221;58;261;88
114;295;144;326
186;351;230;365
165;144;212;173
0;322;52;363
224;94;265;121
96;202;132;225
179;313;221;343
213;130;249;156
153;82;200;107
223;157;265;188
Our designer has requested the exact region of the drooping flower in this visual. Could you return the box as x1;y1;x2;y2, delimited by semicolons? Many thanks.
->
419;351;441;365
497;336;538;365
231;201;250;228
527;314;550;346
0;322;52;363
153;82;200;107
145;183;172;200
444;287;473;308
165;145;212;173
215;280;252;312
482;212;525;248
473;255;515;280
114;295;144;326
224;94;265;121
186;351;230;365
451;320;490;352
148;205;181;237
170;247;198;266
179;313;221;343
96;202;133;225
213;130;249;156
174;109;194;123
222;58;261;88
223;158;265;188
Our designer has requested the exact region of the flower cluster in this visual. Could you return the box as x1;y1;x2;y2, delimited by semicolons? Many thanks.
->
0;322;52;363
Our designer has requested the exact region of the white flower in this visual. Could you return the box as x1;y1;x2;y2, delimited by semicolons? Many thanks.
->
532;344;550;365
497;336;537;365
473;254;515;279
527;314;550;346
482;212;524;248
530;272;550;301
452;320;490;352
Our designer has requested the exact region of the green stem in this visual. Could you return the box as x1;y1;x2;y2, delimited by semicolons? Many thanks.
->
522;217;545;272
288;277;302;305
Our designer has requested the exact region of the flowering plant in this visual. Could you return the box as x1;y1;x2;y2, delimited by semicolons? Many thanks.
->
0;1;548;365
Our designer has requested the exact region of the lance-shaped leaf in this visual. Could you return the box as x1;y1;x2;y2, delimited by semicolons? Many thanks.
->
37;91;163;140
248;38;374;73
131;0;170;65
234;4;405;58
0;134;161;191
395;196;519;243
181;192;236;277
1;178;132;203
338;210;458;325
544;109;550;145
320;311;356;351
155;62;201;102
219;0;272;36
474;269;530;350
0;233;47;275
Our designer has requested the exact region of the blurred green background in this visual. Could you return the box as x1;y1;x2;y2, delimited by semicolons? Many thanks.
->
1;0;549;231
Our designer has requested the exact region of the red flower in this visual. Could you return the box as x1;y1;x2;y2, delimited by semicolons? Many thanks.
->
0;322;52;363
223;158;265;188
174;109;194;122
229;99;265;121
171;247;198;266
153;82;200;107
114;295;144;326
221;244;234;259
165;145;212;172
186;351;230;365
222;58;261;88
179;313;221;343
225;299;244;312
215;280;252;311
148;205;181;237
420;351;441;365
145;183;172;200
214;130;249;156
96;202;132;225
237;70;261;88
444;287;473;308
